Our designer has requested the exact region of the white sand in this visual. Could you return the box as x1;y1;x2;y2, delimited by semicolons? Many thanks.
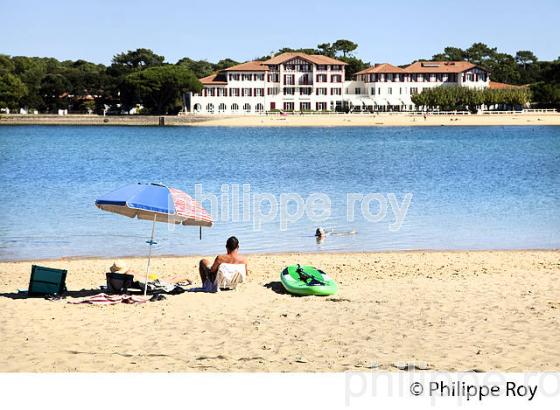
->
2;112;559;127
1;250;559;372
189;113;560;127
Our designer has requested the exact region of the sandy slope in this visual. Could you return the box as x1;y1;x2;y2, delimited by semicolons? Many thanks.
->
0;250;558;372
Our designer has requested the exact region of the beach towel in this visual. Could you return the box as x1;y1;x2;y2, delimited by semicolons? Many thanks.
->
213;263;246;292
68;293;149;305
134;279;187;294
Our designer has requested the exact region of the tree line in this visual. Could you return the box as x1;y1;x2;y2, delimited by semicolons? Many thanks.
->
411;86;532;112
0;48;238;115
427;43;559;108
0;41;558;114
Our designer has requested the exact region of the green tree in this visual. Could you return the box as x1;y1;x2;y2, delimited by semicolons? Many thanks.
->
0;55;15;75
412;86;531;112
214;58;239;71
411;91;427;109
176;58;214;78
39;73;72;112
0;73;27;110
11;56;48;109
121;65;202;114
530;83;560;108
339;56;368;80
332;39;358;57
465;42;497;66
432;46;467;61
109;48;165;76
530;59;560;107
515;50;538;69
515;50;540;84
317;43;336;57
487;53;521;84
276;47;318;55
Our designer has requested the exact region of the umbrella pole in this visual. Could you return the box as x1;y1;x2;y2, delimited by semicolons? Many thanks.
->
144;214;157;296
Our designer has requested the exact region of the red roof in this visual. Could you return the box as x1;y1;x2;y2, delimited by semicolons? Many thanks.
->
355;63;405;75
404;61;484;73
199;73;227;85
223;61;268;72
199;52;347;83
263;52;347;66
489;81;525;89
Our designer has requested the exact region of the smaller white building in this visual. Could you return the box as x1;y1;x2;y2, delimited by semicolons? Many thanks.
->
346;61;490;111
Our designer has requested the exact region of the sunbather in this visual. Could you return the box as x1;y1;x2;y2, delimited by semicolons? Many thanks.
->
199;236;248;290
109;260;136;276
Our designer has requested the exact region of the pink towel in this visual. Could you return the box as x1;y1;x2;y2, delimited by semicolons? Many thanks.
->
69;293;149;305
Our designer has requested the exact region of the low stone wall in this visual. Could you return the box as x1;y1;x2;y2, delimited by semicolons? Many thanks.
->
0;114;217;126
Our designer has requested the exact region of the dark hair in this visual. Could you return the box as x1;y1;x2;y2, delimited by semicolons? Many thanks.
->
226;236;239;253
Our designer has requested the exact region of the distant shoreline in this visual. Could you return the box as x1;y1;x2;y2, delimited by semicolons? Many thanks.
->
1;112;560;127
2;247;558;263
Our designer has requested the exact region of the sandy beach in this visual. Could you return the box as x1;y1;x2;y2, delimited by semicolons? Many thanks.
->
1;250;558;372
189;112;560;127
1;112;559;127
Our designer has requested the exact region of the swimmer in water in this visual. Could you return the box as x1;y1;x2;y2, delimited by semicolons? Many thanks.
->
315;227;327;239
315;227;356;241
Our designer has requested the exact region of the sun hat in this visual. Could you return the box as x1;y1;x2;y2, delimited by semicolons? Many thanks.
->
109;260;128;273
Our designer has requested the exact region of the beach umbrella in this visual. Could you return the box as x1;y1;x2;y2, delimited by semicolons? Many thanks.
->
95;183;213;295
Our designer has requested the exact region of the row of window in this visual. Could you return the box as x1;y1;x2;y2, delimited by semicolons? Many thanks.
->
226;73;342;83
276;64;343;72
200;103;265;113
204;88;266;97
197;102;331;113
356;72;487;83
228;73;266;81
315;74;342;83
350;86;421;96
227;70;487;84
203;87;343;96
283;87;342;95
283;102;329;111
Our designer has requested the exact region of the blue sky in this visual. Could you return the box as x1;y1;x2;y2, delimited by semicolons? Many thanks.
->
2;0;559;65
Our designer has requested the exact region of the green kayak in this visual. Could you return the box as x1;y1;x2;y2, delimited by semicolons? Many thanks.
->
280;264;337;296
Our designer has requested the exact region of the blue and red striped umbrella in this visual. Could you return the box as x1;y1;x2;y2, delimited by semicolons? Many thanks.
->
95;183;213;226
95;183;213;294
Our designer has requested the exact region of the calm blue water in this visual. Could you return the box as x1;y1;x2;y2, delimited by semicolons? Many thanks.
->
0;125;559;260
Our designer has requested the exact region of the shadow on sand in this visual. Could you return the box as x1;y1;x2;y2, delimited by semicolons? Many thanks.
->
0;288;104;300
263;281;304;297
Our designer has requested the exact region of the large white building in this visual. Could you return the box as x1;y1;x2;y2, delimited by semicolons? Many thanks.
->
186;54;490;114
186;52;347;114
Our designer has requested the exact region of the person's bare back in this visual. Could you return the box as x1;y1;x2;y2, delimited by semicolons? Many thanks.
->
199;236;248;285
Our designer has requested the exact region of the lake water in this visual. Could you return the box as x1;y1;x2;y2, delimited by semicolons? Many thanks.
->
0;125;559;260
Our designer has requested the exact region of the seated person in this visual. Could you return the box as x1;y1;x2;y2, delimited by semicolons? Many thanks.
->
107;260;138;293
109;260;136;276
199;236;248;291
